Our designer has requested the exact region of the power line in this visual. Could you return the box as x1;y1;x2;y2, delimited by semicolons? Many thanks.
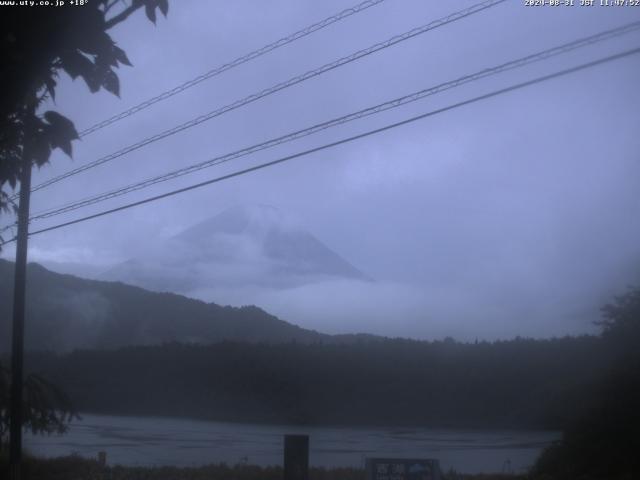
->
25;0;507;196
28;20;640;222
2;46;635;245
78;0;389;137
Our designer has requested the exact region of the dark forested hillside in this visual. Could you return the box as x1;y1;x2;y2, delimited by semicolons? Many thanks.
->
24;336;609;430
0;260;329;352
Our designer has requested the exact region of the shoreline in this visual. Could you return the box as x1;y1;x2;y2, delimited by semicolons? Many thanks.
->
2;454;528;480
66;410;564;434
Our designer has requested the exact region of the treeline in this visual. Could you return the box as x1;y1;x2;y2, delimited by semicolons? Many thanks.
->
24;335;611;429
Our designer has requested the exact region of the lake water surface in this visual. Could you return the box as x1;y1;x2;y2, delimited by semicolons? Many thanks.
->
25;414;559;474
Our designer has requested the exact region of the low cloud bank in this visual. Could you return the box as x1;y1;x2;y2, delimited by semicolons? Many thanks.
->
188;277;604;341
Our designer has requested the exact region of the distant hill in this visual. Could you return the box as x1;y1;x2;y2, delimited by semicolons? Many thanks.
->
0;259;335;352
101;204;370;295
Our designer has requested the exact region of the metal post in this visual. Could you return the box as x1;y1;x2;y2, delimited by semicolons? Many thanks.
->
284;434;309;480
9;123;33;480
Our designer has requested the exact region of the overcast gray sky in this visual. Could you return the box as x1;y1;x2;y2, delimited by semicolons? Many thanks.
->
2;0;640;340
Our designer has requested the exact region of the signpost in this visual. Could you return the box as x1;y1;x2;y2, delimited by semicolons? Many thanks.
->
284;434;309;480
366;458;442;480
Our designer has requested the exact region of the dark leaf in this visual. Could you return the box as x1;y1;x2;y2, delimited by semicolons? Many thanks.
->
44;111;79;140
59;137;73;158
76;4;106;31
95;50;116;70
113;45;132;67
49;131;73;158
158;0;169;17
90;34;118;68
145;3;157;24
60;50;103;93
31;136;52;166
76;31;107;56
43;111;78;158
59;50;93;81
85;72;103;93
102;69;120;97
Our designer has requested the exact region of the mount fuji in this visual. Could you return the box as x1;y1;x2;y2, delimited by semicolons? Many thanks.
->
101;205;369;299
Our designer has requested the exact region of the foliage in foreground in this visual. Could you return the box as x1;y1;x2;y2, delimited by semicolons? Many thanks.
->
0;0;169;246
0;362;78;447
532;286;640;480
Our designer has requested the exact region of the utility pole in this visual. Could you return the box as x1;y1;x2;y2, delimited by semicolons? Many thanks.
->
9;107;34;480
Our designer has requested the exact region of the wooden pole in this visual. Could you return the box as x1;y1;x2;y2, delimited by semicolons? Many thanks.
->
9;115;34;480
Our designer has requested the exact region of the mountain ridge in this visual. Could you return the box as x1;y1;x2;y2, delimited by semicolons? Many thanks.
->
0;259;382;353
